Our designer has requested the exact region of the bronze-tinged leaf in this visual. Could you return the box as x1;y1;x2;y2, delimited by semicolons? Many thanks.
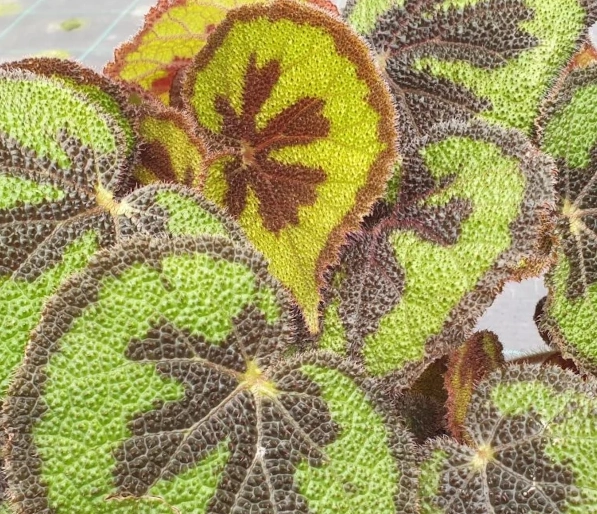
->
444;330;505;443
104;0;338;105
209;53;328;233
319;119;555;383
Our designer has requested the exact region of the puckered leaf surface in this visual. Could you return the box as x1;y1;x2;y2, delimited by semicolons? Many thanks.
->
345;0;597;169
418;364;597;513
121;182;246;241
183;0;397;332
537;62;597;374
319;120;554;381
0;137;243;400
4;235;418;514
133;98;208;188
0;66;135;397
104;0;338;106
0;67;242;400
1;57;138;159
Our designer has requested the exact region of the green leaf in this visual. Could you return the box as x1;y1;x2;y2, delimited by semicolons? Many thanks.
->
133;99;208;188
4;235;417;514
104;0;338;106
0;68;240;399
182;0;397;332
122;182;246;241
1;57;138;159
418;364;597;513
0;65;133;397
537;63;597;374
319;120;554;380
0;67;129;169
350;0;597;169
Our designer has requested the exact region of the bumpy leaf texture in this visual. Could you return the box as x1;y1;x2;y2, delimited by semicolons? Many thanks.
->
182;0;397;332
4;235;418;514
0;66;134;397
537;62;597;374
0;63;246;402
1;57;138;158
345;0;597;186
104;0;338;106
444;331;505;442
318;119;554;382
418;364;597;513
133;97;208;188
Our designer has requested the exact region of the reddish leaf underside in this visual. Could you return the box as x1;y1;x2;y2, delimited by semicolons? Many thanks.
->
444;330;505;442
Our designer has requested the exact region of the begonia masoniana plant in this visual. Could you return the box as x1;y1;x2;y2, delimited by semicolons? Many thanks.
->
2;0;597;512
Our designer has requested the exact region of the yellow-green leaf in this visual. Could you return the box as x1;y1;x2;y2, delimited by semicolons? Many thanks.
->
183;0;397;331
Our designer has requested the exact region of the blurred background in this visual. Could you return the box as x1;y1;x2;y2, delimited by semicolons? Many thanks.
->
1;0;595;358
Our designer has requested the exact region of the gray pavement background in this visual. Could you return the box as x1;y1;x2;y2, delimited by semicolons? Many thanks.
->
2;0;593;359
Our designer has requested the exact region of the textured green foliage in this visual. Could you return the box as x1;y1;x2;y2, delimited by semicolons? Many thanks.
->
349;0;597;165
0;67;128;168
537;63;597;373
182;0;397;332
0;166;243;399
319;120;554;380
444;331;505;442
0;63;244;398
0;66;134;397
1;58;138;158
4;236;418;514
133;99;208;188
418;365;597;513
123;183;245;241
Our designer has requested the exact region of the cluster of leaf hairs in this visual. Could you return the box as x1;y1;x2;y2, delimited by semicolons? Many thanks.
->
2;0;597;512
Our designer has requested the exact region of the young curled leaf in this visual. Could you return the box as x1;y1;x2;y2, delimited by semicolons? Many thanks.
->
133;98;208;188
537;62;597;374
444;330;505;443
183;0;398;332
319;119;554;382
4;235;418;514
346;0;597;172
386;357;449;443
104;0;339;106
418;365;597;513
